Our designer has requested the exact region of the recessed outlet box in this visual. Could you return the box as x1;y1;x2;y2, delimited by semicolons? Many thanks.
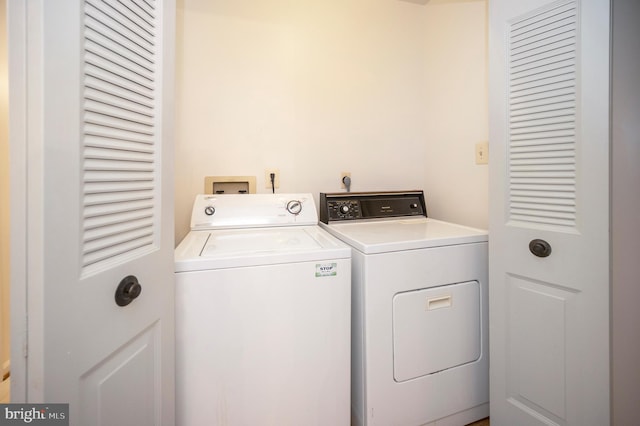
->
340;172;351;189
213;181;250;194
265;169;280;189
475;142;489;165
204;176;256;194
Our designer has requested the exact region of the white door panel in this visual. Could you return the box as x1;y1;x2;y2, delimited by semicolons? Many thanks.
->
489;0;610;425
10;0;175;424
79;324;160;425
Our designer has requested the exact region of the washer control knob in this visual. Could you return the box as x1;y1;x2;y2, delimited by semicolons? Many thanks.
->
204;205;215;216
286;200;302;215
339;204;350;214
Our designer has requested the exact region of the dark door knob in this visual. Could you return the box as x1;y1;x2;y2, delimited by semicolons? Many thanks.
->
529;239;552;258
115;275;142;306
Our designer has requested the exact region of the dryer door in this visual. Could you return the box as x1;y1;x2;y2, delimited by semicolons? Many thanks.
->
392;281;481;382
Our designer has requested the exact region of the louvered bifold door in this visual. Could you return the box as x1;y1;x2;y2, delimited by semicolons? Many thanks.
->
489;0;611;424
15;0;175;420
82;0;159;275
508;1;578;230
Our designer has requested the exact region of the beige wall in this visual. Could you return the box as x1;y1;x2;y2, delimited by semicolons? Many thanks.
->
175;0;488;243
422;0;488;228
1;0;11;377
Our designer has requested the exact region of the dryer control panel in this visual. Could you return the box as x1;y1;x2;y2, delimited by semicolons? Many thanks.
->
319;191;427;223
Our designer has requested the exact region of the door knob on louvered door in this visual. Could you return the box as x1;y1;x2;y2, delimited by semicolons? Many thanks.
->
115;275;142;306
529;239;552;258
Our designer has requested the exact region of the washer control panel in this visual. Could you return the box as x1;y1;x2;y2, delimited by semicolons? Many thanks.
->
319;191;427;223
286;199;303;215
191;193;317;230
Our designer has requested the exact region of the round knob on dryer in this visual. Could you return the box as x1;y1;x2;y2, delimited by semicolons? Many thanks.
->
204;206;215;216
339;204;350;214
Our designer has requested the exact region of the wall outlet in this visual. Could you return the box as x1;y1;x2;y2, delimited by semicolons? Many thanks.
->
340;172;351;189
475;142;489;165
265;169;280;189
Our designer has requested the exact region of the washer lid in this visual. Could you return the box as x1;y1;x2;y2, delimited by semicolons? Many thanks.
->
201;228;321;256
321;217;488;254
175;226;350;272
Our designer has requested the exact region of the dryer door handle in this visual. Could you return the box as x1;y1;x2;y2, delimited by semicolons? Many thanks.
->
427;295;452;310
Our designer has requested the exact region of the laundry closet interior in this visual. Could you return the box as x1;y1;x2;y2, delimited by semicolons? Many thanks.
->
173;0;489;242
1;0;639;425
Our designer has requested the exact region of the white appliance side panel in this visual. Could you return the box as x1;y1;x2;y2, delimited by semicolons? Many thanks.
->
361;243;489;426
393;281;481;382
350;252;367;426
175;258;351;426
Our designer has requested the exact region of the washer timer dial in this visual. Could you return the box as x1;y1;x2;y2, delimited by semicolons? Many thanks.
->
286;200;303;215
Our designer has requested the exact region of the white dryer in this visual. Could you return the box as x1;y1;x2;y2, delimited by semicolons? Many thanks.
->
175;194;351;426
319;191;489;426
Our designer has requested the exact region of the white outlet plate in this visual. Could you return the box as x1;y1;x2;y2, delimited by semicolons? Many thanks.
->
475;142;489;165
265;169;280;189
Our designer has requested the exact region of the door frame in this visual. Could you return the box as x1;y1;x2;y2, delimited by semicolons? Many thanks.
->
8;0;29;403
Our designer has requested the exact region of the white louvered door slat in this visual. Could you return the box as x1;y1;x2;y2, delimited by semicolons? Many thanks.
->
84;211;154;233
84;88;155;117
84;100;155;126
489;0;610;425
84;75;155;107
84;148;153;163
84;111;155;134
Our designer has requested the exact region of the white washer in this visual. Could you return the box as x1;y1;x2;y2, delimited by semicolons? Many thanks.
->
175;194;351;426
319;191;489;426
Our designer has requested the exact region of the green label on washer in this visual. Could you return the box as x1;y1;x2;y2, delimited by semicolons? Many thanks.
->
315;263;337;277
